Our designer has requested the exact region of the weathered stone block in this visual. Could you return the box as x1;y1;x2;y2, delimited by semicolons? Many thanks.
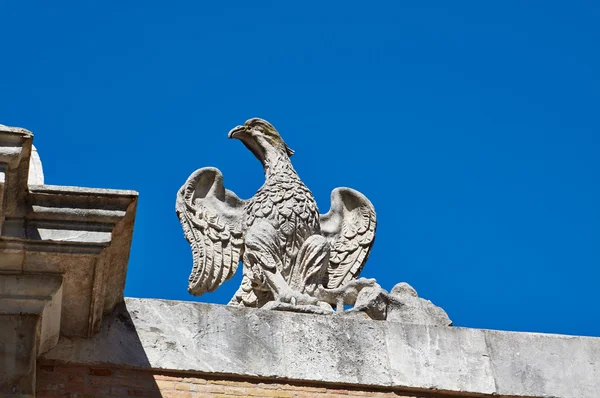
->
386;282;452;326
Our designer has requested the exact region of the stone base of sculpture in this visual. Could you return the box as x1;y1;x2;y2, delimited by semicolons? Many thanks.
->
250;279;451;326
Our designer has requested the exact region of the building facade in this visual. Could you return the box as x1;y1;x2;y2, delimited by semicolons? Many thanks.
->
1;125;598;398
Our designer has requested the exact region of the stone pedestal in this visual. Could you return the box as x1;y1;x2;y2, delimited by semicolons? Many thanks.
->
0;124;137;396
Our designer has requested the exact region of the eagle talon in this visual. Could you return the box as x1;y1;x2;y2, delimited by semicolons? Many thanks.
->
277;290;318;307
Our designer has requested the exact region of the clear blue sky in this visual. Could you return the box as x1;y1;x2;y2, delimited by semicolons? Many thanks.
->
2;2;598;336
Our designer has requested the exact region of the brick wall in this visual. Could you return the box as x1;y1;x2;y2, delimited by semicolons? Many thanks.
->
36;361;428;398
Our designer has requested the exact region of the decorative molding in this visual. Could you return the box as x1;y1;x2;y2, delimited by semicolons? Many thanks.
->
0;273;63;355
0;273;62;396
0;124;138;397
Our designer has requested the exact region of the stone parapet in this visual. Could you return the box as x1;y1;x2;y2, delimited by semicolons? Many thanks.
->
42;298;600;398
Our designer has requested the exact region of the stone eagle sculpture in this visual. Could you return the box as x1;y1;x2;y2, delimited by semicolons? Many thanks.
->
176;118;377;313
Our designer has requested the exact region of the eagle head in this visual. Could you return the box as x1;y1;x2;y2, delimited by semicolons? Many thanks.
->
228;118;294;164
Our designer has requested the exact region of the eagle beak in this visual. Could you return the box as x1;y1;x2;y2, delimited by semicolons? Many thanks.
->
228;125;246;139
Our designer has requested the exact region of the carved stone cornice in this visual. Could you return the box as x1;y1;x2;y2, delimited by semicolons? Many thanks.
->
0;125;33;234
0;124;138;397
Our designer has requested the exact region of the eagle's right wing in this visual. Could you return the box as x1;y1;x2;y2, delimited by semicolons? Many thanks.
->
176;167;245;296
320;187;377;289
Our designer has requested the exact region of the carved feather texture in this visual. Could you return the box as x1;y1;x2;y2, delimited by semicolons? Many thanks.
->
176;167;246;296
243;159;320;280
320;188;377;289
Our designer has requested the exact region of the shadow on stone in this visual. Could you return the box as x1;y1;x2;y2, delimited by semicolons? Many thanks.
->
37;302;163;397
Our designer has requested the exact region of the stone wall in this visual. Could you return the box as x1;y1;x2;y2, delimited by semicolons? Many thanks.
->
36;362;430;398
40;298;600;398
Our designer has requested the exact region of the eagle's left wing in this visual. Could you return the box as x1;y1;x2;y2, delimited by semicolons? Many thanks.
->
176;167;246;296
320;187;377;289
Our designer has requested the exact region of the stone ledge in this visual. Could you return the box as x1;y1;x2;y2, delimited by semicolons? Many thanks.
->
0;124;139;339
0;124;139;396
42;298;600;398
1;181;138;337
